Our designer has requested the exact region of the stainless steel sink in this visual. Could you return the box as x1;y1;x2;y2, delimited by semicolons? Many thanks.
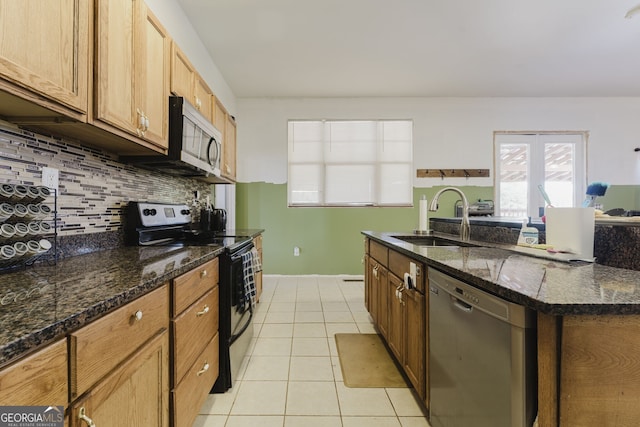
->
392;235;480;247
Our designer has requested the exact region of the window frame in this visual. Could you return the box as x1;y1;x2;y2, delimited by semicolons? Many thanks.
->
493;131;587;218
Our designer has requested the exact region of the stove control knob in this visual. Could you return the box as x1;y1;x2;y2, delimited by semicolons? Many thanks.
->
142;209;151;216
149;209;157;216
181;209;190;215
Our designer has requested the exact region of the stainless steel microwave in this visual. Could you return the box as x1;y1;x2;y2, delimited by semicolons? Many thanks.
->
123;96;223;182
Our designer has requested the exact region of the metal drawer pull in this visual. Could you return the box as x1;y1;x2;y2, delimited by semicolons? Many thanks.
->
196;305;210;317
201;269;208;278
79;407;96;427
197;362;210;376
133;310;143;321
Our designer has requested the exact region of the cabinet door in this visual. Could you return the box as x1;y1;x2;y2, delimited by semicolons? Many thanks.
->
366;257;379;324
71;331;169;427
0;0;89;113
136;4;170;148
388;273;404;362
213;97;226;134
194;75;213;122
70;284;169;398
0;339;67;406
172;287;219;385
376;265;389;340
403;287;425;399
170;43;195;100
223;114;236;180
94;0;137;134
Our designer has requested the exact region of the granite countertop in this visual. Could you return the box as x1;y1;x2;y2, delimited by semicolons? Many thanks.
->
363;230;640;316
0;228;264;368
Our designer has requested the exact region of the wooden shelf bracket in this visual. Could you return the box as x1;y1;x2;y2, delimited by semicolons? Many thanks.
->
416;169;490;179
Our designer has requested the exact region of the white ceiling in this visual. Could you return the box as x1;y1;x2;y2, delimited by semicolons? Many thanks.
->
175;0;640;98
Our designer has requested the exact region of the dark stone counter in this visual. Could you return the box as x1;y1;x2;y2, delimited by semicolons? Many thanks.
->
430;217;640;270
0;243;231;368
0;228;265;367
363;230;640;316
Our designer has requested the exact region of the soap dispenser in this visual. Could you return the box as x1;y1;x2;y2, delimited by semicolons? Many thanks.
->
517;218;539;245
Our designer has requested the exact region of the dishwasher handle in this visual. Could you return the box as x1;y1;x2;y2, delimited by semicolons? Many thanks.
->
451;296;473;313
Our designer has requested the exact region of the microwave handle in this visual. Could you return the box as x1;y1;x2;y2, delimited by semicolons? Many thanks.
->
207;136;220;168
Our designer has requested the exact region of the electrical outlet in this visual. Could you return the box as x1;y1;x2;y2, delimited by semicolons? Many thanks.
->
293;246;300;256
42;167;59;191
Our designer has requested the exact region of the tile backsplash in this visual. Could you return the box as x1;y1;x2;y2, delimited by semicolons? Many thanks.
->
0;123;210;254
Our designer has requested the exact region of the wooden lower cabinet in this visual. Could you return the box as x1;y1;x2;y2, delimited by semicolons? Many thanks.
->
364;238;427;402
71;331;169;427
172;333;219;427
366;256;379;325
0;338;67;407
170;257;220;427
387;273;404;361
403;286;426;399
537;313;640;427
377;264;389;340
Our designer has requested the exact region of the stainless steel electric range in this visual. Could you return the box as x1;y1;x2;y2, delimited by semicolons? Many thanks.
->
125;201;254;393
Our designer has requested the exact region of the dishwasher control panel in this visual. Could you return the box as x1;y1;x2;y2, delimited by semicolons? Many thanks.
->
428;267;522;325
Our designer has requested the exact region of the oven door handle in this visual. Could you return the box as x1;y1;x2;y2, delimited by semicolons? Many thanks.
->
229;306;253;346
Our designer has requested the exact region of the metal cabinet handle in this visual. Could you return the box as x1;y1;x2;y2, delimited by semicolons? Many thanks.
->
197;362;210;376
200;269;208;278
133;310;143;321
373;265;378;278
79;407;96;427
196;305;210;317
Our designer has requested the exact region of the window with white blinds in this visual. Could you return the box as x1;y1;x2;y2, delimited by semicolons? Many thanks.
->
288;120;413;207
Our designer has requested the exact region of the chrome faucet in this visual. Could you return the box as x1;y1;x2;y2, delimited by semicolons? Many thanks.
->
429;187;471;241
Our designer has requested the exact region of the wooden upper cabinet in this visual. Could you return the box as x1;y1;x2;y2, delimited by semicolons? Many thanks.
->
170;43;195;101
171;42;214;122
94;0;170;151
223;114;237;180
137;4;170;148
214;97;237;182
94;0;136;135
194;76;214;122
213;97;226;134
0;0;90;116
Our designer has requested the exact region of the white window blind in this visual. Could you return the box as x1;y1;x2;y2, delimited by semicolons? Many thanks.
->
288;120;413;207
494;133;586;218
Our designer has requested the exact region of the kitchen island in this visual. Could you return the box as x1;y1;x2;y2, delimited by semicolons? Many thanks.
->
363;230;640;427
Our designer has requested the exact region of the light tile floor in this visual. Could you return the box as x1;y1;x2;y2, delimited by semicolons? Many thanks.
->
194;275;431;427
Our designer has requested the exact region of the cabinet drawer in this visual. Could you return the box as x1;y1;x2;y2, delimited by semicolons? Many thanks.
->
0;339;67;406
173;257;218;316
172;333;219;427
70;284;169;398
172;286;219;384
389;250;425;292
369;240;389;265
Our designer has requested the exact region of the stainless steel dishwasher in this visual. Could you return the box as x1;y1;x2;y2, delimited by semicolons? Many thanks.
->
428;268;536;427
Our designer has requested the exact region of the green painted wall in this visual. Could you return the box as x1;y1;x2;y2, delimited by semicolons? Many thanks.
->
595;185;640;212
236;182;640;275
236;183;493;275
